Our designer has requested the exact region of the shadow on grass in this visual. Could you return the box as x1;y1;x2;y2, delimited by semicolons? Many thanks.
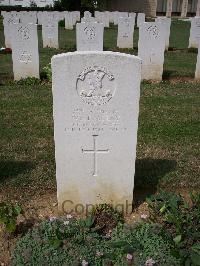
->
0;160;34;183
133;158;177;207
162;70;177;80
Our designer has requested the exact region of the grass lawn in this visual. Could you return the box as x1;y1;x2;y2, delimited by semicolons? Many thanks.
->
0;19;199;205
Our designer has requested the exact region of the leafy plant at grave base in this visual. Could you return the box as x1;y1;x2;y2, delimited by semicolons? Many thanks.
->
16;77;41;86
11;215;180;266
147;191;200;265
0;202;22;233
41;64;52;81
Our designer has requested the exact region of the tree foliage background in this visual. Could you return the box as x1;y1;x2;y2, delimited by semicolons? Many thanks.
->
54;0;106;12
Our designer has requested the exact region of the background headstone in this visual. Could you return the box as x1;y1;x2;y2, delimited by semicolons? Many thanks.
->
155;17;171;50
76;22;104;51
11;23;39;80
117;17;135;48
189;17;200;48
137;13;145;27
195;41;200;79
2;11;19;48
51;51;141;213
138;22;165;80
196;0;200;17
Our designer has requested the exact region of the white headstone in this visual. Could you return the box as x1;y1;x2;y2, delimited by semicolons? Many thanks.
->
76;22;104;51
2;11;19;48
137;13;145;27
84;11;92;18
81;17;97;23
195;42;200;79
117;17;135;49
181;0;188;18
129;12;136;22
19;11;37;24
196;0;200;17
40;12;59;48
11;23;39;80
155;17;171;50
166;0;173;18
51;51;141;213
189;17;200;48
65;12;74;30
138;22;165;80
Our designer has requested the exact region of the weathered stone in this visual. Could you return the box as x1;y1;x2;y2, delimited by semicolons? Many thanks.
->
51;51;141;214
137;13;145;27
76;22;104;51
155;17;171;50
189;17;200;48
117;17;135;48
11;23;39;80
195;41;200;79
138;22;165;80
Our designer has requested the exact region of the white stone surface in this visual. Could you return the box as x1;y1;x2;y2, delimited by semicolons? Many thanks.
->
114;12;129;25
181;0;188;18
40;12;59;48
138;22;165;80
166;0;173;17
196;0;200;17
129;12;136;22
11;23;39;80
2;11;19;48
117;17;135;49
51;51;141;213
155;17;171;50
189;17;200;48
19;11;37;24
84;11;92;18
137;13;145;27
76;23;104;51
81;17;97;23
195;42;200;79
65;12;74;30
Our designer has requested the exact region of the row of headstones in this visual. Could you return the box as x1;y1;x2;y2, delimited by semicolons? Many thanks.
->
0;10;144;80
1;10;80;48
78;15;200;81
1;11;200;81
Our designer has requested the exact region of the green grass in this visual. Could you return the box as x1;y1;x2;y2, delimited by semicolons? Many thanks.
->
0;19;199;204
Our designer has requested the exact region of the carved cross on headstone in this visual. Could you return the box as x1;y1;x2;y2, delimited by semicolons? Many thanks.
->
82;135;109;176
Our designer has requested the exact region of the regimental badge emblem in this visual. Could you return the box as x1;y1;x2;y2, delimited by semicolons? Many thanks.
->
18;26;30;40
84;27;96;40
76;66;116;106
147;25;159;39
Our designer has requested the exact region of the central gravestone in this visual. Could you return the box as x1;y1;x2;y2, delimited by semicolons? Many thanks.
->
52;52;141;213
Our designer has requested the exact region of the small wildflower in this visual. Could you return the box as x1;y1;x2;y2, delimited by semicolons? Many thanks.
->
105;229;112;238
126;253;133;261
63;220;70;225
96;251;103;257
145;258;156;266
140;214;148;219
82;260;89;266
66;214;73;219
49;216;57;222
